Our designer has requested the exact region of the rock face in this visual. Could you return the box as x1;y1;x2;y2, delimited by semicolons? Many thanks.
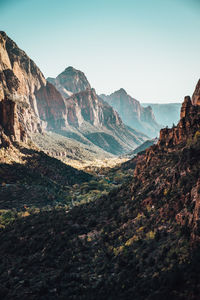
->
192;79;200;106
47;67;91;98
0;31;68;147
158;95;200;148
100;89;161;138
65;88;122;127
0;31;45;145
35;81;67;129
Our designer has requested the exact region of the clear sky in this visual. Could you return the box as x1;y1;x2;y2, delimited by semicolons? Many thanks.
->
1;0;200;102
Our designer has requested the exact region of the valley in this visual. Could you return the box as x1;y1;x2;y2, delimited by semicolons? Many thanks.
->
0;29;200;300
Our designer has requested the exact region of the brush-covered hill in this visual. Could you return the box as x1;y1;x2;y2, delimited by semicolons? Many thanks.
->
0;81;200;299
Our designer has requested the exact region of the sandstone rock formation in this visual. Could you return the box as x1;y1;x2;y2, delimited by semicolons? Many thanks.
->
100;89;161;138
47;66;91;98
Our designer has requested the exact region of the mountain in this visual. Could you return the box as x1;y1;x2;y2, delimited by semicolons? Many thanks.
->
100;88;161;138
47;68;148;155
0;32;147;156
142;102;182;127
57;88;148;155
47;66;91;98
0;81;200;299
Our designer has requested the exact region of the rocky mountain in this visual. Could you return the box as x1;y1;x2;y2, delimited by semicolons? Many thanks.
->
57;88;148;155
142;102;182;127
0;81;200;299
0;32;147;156
0;31;69;148
100;88;161;138
47;68;148;155
47;66;91;98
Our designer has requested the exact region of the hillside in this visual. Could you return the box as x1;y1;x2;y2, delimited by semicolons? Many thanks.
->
0;80;200;299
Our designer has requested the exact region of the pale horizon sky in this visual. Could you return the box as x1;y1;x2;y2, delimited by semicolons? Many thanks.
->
1;0;200;103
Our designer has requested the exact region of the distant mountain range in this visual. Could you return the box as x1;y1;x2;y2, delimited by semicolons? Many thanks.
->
142;102;182;127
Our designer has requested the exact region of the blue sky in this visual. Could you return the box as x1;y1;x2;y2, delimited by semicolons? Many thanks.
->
1;0;200;102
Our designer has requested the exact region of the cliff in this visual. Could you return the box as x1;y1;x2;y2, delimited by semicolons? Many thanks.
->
65;88;122;127
0;31;67;147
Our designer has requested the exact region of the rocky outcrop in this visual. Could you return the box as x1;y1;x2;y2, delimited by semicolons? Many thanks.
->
192;79;200;106
0;31;45;145
158;94;200;148
47;66;91;98
100;89;161;138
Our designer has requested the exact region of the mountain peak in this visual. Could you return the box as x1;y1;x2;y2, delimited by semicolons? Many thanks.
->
48;66;91;96
115;88;127;95
64;66;77;73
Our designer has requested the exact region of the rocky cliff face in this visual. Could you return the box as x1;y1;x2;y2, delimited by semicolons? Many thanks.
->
65;88;122;127
35;81;67;129
133;80;200;242
47;66;91;98
0;31;45;145
192;79;200;106
158;95;200;148
100;89;161;138
0;31;68;147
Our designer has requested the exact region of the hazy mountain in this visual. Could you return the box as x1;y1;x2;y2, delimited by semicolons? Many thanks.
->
100;89;161;138
142;102;182;127
47;66;91;98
